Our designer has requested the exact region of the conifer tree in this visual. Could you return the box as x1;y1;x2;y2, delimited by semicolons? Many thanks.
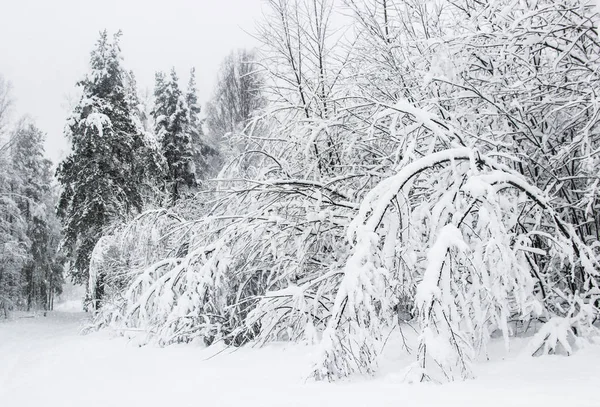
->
186;68;201;134
126;70;166;203
56;30;149;286
152;68;196;204
124;70;146;129
152;71;169;147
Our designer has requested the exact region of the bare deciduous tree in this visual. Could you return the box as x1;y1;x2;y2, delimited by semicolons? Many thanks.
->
0;75;15;153
205;49;266;143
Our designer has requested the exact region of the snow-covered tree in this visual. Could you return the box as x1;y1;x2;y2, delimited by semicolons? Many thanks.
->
152;69;196;204
186;68;219;182
88;0;599;385
56;30;152;288
0;75;13;138
11;120;63;311
0;143;27;314
205;50;265;142
0;111;64;314
0;79;27;314
125;70;166;204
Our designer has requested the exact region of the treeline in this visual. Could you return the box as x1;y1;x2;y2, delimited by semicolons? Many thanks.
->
0;77;64;315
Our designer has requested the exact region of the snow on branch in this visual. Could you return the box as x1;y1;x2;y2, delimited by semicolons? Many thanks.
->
312;145;599;381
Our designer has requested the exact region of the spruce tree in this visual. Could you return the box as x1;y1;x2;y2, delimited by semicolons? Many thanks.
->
126;70;166;203
186;68;201;130
56;30;147;285
153;71;169;132
152;68;196;204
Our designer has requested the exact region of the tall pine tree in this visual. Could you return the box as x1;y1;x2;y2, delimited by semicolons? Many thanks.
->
152;68;196;204
126;70;166;203
56;30;149;286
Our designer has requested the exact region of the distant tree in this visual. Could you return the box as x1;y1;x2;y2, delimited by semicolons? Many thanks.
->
11;120;50;311
152;68;196;204
0;80;26;315
0;75;14;152
0;75;12;135
182;67;220;183
12;120;65;310
152;71;169;127
205;49;265;143
184;68;207;182
186;68;201;138
56;30;151;287
125;70;165;203
0;155;27;314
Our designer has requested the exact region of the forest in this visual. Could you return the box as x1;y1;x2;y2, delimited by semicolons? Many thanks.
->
1;0;599;391
0;77;64;315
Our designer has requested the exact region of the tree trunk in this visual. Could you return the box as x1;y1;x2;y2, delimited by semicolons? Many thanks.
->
2;299;8;319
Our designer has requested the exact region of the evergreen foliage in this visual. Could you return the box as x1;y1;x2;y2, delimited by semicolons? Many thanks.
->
152;68;196;204
56;30;151;286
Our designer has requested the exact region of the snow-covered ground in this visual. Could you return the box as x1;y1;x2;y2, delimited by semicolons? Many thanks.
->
1;311;599;407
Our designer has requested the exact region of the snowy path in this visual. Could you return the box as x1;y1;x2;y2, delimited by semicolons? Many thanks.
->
1;312;599;407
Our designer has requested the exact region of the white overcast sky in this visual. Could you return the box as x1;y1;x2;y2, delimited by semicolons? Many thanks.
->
0;0;263;164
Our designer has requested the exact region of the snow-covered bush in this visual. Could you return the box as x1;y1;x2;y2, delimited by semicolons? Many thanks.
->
89;0;600;384
312;140;599;381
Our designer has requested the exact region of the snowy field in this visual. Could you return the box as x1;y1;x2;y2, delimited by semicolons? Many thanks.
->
1;311;599;407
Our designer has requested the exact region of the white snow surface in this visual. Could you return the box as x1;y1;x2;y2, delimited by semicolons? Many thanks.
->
1;311;599;407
